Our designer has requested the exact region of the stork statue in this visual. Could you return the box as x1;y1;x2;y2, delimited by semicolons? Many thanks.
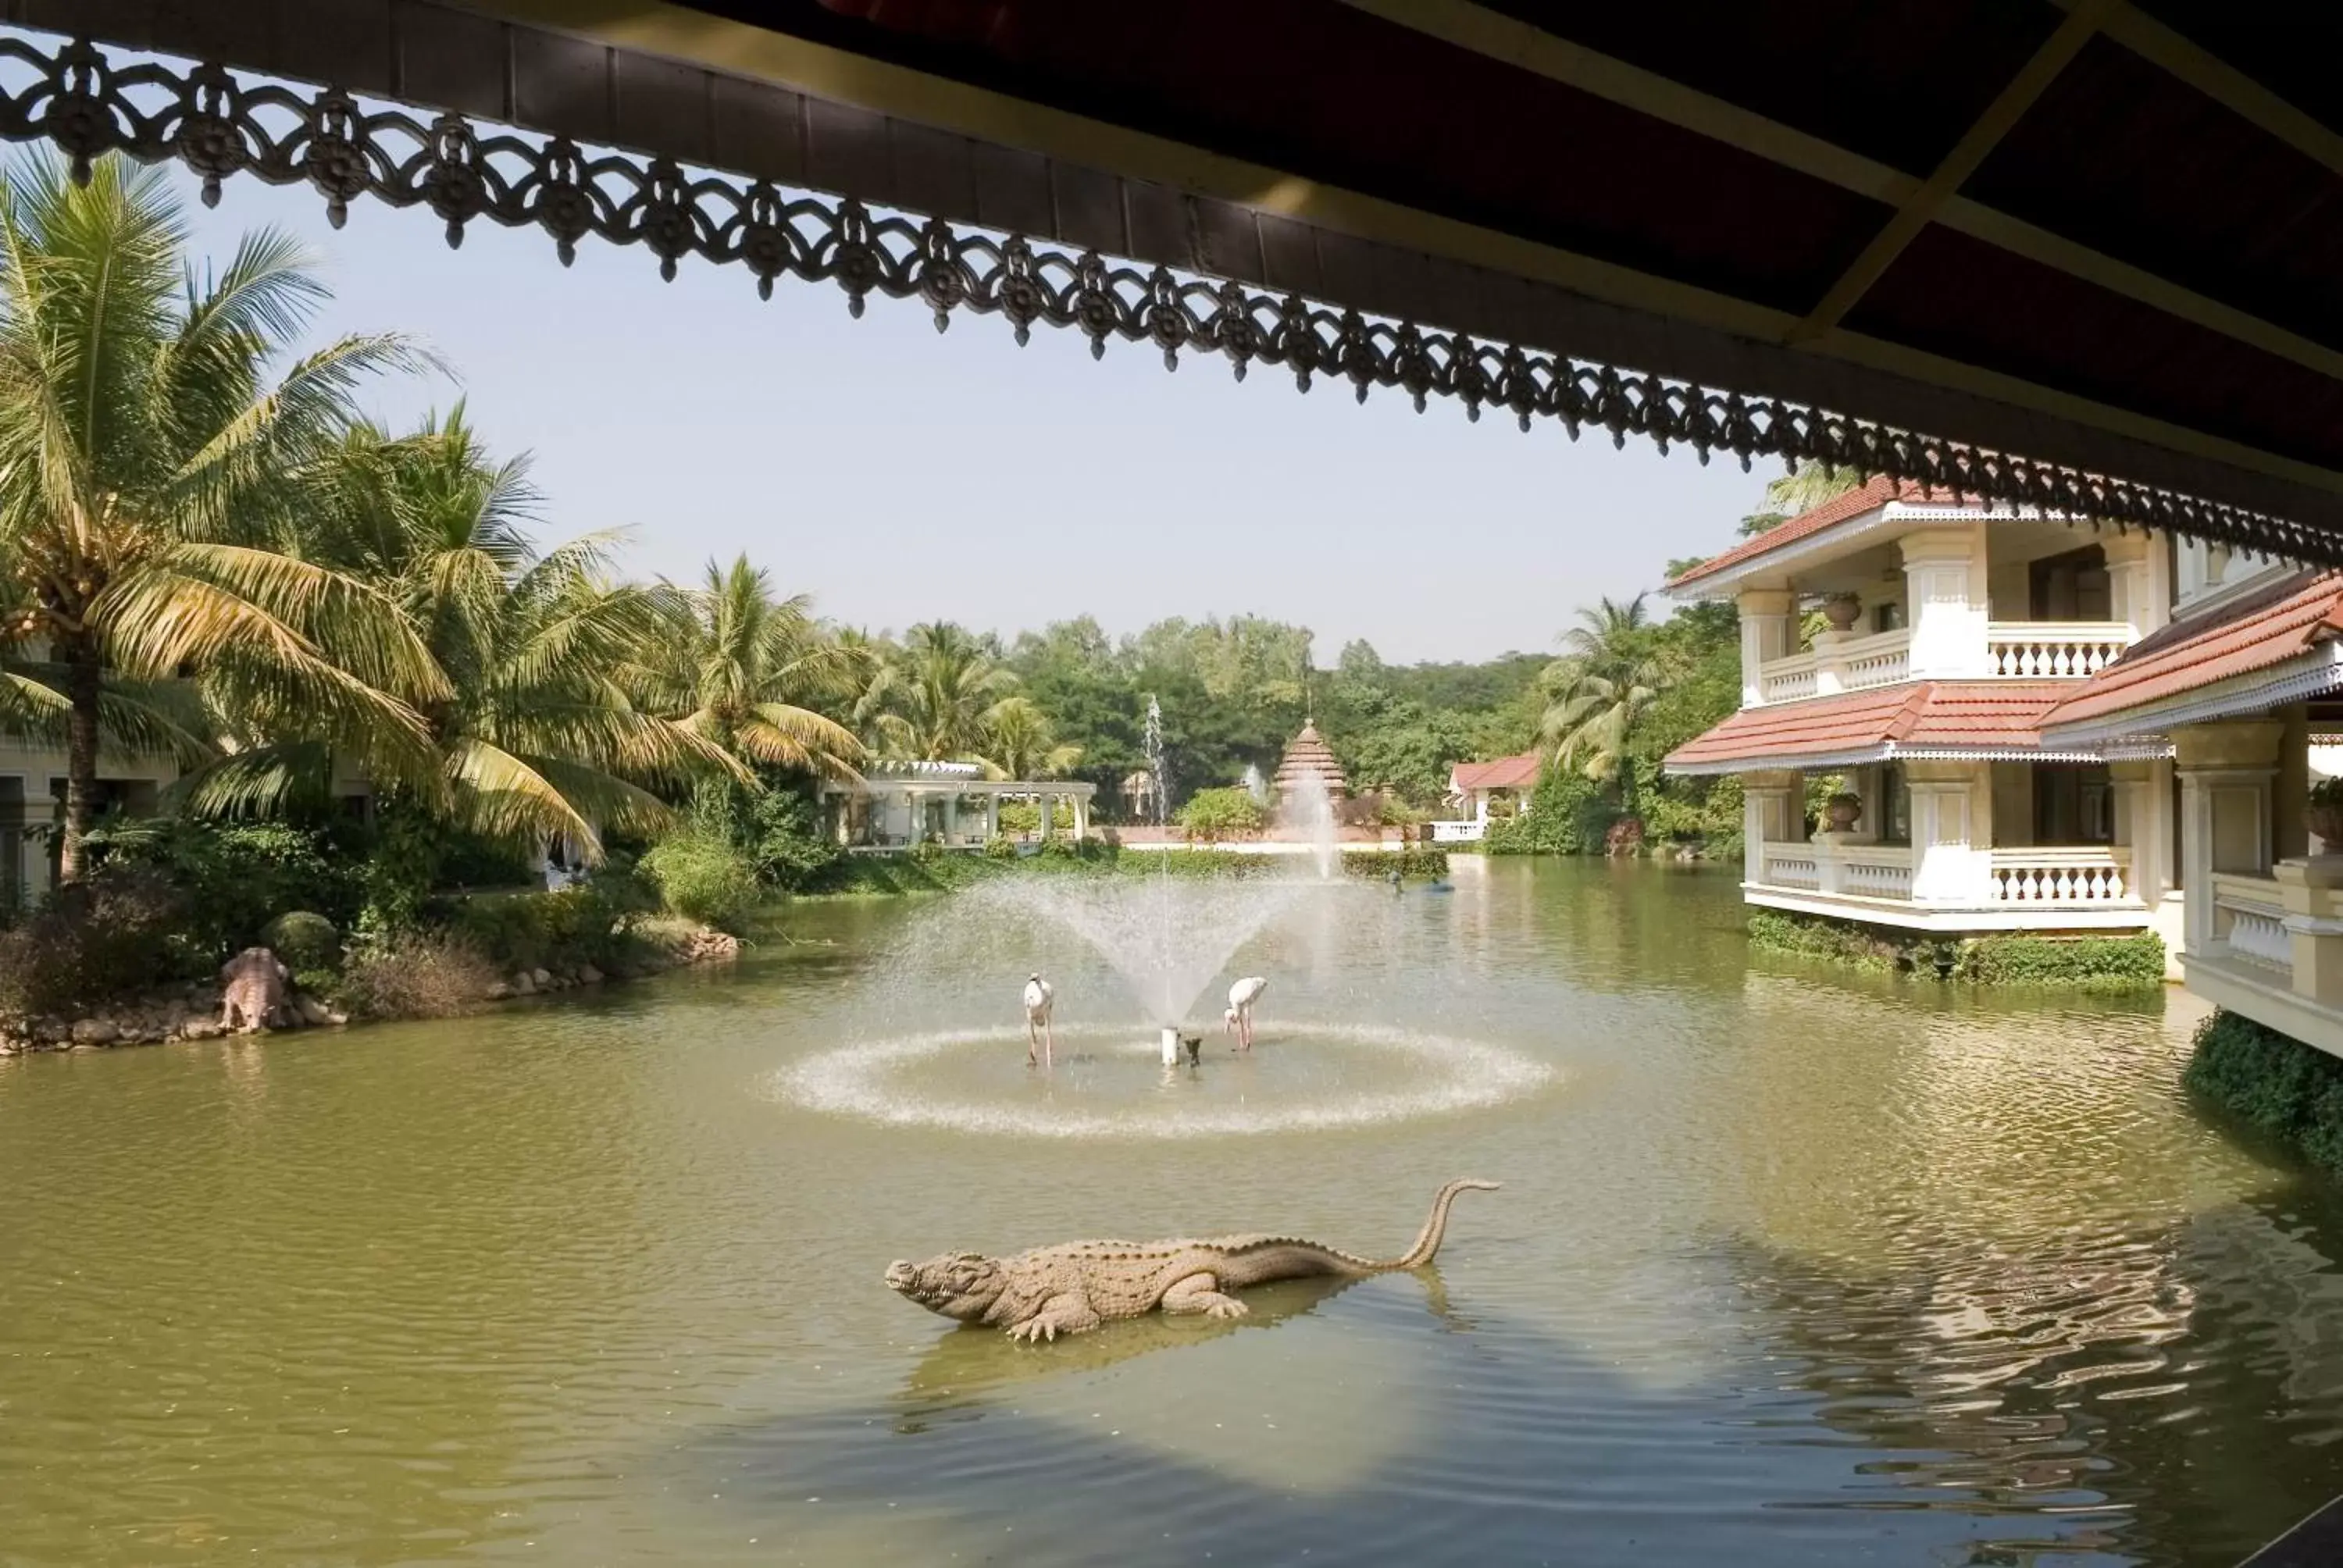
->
1022;973;1056;1068
1224;975;1269;1050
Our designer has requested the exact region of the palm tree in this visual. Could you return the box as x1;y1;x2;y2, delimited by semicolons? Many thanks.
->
633;555;863;779
860;621;1020;767
1541;594;1672;814
1739;461;1867;536
0;151;442;878
191;416;744;861
984;696;1081;780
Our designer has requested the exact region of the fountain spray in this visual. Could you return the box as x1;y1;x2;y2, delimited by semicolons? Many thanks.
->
1145;695;1182;1067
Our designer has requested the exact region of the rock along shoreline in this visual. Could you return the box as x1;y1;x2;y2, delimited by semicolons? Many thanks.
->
0;928;741;1059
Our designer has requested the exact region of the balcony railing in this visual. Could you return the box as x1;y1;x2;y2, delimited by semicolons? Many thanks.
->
2212;872;2292;970
1986;846;2132;904
1751;621;2135;704
1985;623;2134;678
1752;840;2141;914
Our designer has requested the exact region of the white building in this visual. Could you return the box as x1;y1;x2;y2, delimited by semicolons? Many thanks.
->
1436;753;1541;843
0;737;180;912
2035;558;2343;1055
817;761;1095;850
1663;476;2184;950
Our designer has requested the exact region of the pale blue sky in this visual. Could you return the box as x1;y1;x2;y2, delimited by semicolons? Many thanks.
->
169;164;1765;664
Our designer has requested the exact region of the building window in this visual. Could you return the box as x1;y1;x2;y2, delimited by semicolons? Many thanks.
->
1872;600;1906;634
1878;763;1911;845
2034;763;2114;845
2029;544;2112;621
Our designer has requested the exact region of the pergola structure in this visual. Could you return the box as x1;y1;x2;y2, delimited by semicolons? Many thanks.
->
18;2;2343;565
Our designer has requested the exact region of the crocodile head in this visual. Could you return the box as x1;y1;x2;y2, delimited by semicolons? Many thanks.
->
885;1251;1008;1320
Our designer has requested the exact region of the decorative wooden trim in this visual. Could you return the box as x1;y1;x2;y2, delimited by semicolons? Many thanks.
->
12;30;2343;568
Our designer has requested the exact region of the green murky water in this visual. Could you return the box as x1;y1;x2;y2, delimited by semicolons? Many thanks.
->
5;859;2341;1566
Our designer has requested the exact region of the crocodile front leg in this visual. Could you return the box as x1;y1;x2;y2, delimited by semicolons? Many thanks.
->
1006;1292;1103;1342
1161;1273;1249;1320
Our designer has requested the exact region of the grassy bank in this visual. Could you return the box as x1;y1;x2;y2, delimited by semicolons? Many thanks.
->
1746;908;2166;992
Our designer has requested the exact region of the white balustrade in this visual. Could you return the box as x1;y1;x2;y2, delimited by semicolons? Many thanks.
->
1841;850;1915;899
1749;622;2137;704
1985;623;2134;678
1760;652;1820;702
1430;819;1486;843
1986;847;2132;904
1761;846;1820;889
1838;629;1912;690
2213;873;2292;971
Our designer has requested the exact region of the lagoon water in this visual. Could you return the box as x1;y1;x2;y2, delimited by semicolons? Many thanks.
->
6;859;2343;1566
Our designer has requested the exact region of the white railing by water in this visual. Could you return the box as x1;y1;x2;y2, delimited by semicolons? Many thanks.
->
1760;652;1820;702
1986;846;2132;904
1840;846;1915;899
1761;845;1820;889
1985;623;2134;678
1430;818;1486;843
2213;873;2292;971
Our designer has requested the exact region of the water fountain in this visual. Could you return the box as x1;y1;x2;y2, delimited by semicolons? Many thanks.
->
770;697;1554;1139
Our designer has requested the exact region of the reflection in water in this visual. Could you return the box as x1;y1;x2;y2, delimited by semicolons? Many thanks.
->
7;862;2343;1566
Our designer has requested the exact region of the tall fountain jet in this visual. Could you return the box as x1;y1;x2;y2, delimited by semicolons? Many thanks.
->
1144;696;1182;1068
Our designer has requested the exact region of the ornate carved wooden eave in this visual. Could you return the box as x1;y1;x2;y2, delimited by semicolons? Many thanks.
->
12;11;2343;568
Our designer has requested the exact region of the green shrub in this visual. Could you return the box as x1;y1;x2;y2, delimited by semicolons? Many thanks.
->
983;834;1019;860
1956;931;2164;989
342;930;497;1021
261;911;342;973
640;831;761;929
1483;770;1619;856
1178;788;1265;843
1745;908;1917;974
0;867;188;1016
997;802;1043;838
447;884;630;973
2185;1010;2343;1174
84;817;359;958
740;786;843;890
1340;848;1450;879
1747;909;2165;989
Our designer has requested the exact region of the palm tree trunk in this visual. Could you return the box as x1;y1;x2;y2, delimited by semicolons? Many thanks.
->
59;631;102;884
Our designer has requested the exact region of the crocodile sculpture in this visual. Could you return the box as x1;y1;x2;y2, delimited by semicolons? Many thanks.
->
883;1178;1499;1342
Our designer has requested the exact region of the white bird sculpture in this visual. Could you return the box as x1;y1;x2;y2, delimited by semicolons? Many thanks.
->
1224;975;1268;1050
1022;973;1056;1067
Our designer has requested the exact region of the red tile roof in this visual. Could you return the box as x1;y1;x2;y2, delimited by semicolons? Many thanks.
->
1450;752;1541;790
2040;570;2343;732
1666;475;1988;589
1666;681;2071;770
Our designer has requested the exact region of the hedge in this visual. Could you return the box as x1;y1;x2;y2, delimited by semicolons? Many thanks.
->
1745;908;2164;990
2185;1010;2343;1175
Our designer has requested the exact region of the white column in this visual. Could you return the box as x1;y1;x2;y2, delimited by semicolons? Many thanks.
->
2174;721;2284;954
1742;771;1799;886
985;793;1000;839
2110;758;2161;904
2101;532;2168;639
1039;793;1054;839
1072;794;1089;841
1735;589;1796;707
943;793;958;845
1901;525;1989;679
1907;762;1984;903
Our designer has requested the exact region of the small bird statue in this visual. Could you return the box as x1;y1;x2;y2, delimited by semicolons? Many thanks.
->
1223;975;1268;1050
1022;973;1056;1067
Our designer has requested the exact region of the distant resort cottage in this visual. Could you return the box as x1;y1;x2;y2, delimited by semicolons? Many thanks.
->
816;761;1095;850
1664;477;2343;1049
1438;753;1542;843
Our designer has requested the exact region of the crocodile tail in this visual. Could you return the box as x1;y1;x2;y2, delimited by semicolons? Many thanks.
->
1382;1178;1500;1270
